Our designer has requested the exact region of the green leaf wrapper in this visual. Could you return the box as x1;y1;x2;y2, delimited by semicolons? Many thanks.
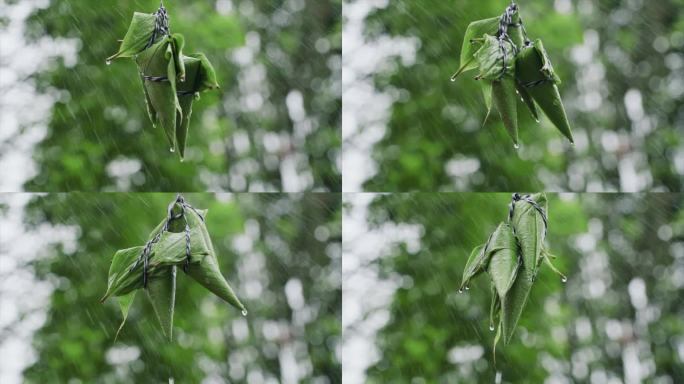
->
100;224;211;302
145;265;176;341
474;35;516;81
460;243;487;291
135;36;183;152
107;12;157;62
486;223;520;299
175;54;220;159
453;17;500;78
183;208;247;313
515;40;574;143
500;193;548;344
491;77;519;146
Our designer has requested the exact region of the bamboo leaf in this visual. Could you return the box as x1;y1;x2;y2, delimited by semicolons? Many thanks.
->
135;36;182;152
533;39;561;85
515;81;539;122
486;223;519;298
474;35;515;81
516;41;574;143
107;12;157;62
460;243;486;291
190;53;220;92
145;265;176;341
489;282;500;331
184;208;247;313
481;82;493;127
492;77;519;146
511;193;547;277
101;246;145;302
114;291;136;341
455;17;500;77
501;262;532;345
171;34;186;82
501;193;548;344
175;54;220;159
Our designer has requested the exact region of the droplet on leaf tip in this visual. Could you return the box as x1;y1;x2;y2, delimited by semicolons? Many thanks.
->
170;148;175;153
489;324;495;331
106;60;112;66
561;276;568;283
465;285;470;291
513;143;520;149
458;288;463;294
241;310;248;316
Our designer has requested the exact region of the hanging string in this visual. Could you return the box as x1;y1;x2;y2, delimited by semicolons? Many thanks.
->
142;1;173;83
495;3;520;79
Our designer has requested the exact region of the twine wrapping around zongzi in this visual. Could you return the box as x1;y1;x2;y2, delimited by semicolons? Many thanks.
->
507;193;548;239
140;2;173;84
495;3;521;79
130;194;204;288
146;1;171;50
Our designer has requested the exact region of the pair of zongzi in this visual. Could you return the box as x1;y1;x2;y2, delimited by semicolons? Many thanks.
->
452;3;574;146
101;198;246;341
107;6;219;160
460;193;565;351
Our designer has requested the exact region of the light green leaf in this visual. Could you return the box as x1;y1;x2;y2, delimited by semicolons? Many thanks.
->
101;246;145;302
511;193;548;277
145;265;176;341
481;82;493;127
190;53;220;92
459;243;486;291
171;34;186;82
175;53;220;159
107;12;157;62
114;291;136;341
501;193;548;344
489;282;500;331
486;223;519;298
135;36;181;152
474;35;515;81
454;17;500;78
501;262;533;345
533;39;561;84
184;208;247;313
515;81;539;122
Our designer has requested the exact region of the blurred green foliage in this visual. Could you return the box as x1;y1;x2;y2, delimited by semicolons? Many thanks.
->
353;193;684;382
358;0;684;192
17;193;341;382
20;0;341;192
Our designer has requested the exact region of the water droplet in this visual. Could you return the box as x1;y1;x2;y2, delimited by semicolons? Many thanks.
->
180;158;185;163
534;118;540;123
465;285;470;291
561;276;568;283
106;60;112;66
241;310;248;316
458;288;463;294
450;77;457;82
169;148;175;153
513;143;520;149
489;324;495;331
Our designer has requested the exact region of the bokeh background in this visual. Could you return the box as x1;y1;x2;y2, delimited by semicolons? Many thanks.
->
0;193;341;383
343;193;684;383
343;0;684;192
0;0;341;192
